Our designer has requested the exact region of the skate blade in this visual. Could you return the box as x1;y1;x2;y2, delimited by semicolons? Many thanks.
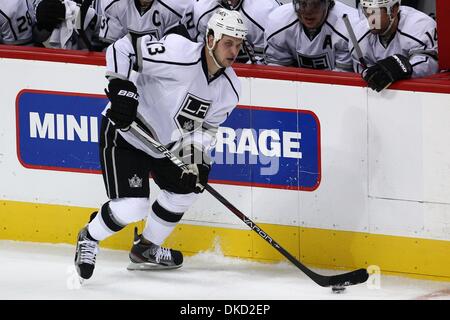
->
127;261;182;271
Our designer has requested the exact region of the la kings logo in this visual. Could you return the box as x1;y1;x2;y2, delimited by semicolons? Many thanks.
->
297;52;331;70
174;93;211;133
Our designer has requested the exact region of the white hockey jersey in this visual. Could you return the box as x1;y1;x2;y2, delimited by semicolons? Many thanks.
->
105;33;241;158
350;6;438;78
0;0;35;45
183;0;281;55
264;1;359;71
99;0;191;43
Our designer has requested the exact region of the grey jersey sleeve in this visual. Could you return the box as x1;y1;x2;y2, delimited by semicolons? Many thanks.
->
106;33;202;79
99;0;127;43
263;5;298;66
264;25;297;66
408;22;439;78
105;33;137;80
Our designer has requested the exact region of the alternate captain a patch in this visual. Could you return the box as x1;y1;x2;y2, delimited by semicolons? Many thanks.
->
174;93;212;133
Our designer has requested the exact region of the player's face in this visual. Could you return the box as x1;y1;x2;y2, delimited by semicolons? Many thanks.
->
139;0;153;7
363;7;391;34
295;0;328;30
223;0;241;7
214;35;243;67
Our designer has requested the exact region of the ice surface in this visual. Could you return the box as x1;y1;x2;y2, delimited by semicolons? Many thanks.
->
0;240;448;300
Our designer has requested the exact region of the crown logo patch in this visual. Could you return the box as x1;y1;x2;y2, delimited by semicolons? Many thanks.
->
128;174;143;188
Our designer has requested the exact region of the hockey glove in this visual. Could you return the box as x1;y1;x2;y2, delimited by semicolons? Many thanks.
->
179;144;212;193
36;0;66;31
363;54;413;92
105;79;139;130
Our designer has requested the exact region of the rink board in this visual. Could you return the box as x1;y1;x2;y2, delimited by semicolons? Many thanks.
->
0;46;449;280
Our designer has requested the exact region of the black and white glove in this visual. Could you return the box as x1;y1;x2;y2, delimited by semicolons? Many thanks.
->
179;144;211;194
105;79;139;130
36;0;66;31
363;54;413;92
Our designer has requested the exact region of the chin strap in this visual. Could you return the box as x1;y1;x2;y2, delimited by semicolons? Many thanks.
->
206;39;224;69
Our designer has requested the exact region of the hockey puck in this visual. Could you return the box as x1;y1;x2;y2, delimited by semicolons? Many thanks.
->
331;286;346;294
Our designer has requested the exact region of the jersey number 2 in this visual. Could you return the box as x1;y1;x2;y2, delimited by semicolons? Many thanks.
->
17;12;32;33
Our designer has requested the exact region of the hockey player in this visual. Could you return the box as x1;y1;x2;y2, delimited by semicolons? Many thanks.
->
99;0;192;44
0;0;36;45
350;0;438;92
264;0;360;71
73;8;248;280
183;0;281;62
33;0;101;50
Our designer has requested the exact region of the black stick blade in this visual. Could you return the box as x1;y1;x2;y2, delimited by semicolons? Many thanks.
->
327;268;369;287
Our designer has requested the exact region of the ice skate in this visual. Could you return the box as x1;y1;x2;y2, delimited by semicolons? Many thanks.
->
127;227;183;271
74;225;99;280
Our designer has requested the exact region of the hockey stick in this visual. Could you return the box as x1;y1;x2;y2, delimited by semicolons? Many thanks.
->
242;38;257;64
78;0;106;51
78;0;94;51
128;120;369;288
342;14;367;69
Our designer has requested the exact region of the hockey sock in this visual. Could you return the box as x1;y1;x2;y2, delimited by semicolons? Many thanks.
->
88;202;125;241
142;201;184;245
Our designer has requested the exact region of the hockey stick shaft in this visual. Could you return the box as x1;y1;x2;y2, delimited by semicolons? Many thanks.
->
128;120;368;287
204;183;333;285
343;14;367;69
242;38;257;64
79;0;94;51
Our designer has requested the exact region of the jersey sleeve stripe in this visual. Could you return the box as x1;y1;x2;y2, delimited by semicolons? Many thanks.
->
241;7;264;32
112;43;118;73
411;57;428;67
410;49;438;60
223;72;239;102
196;5;221;36
398;29;427;49
325;21;349;42
103;19;111;40
425;31;434;47
266;19;298;42
104;0;121;12
142;57;202;66
350;30;371;55
0;10;18;40
127;55;133;78
158;0;184;18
